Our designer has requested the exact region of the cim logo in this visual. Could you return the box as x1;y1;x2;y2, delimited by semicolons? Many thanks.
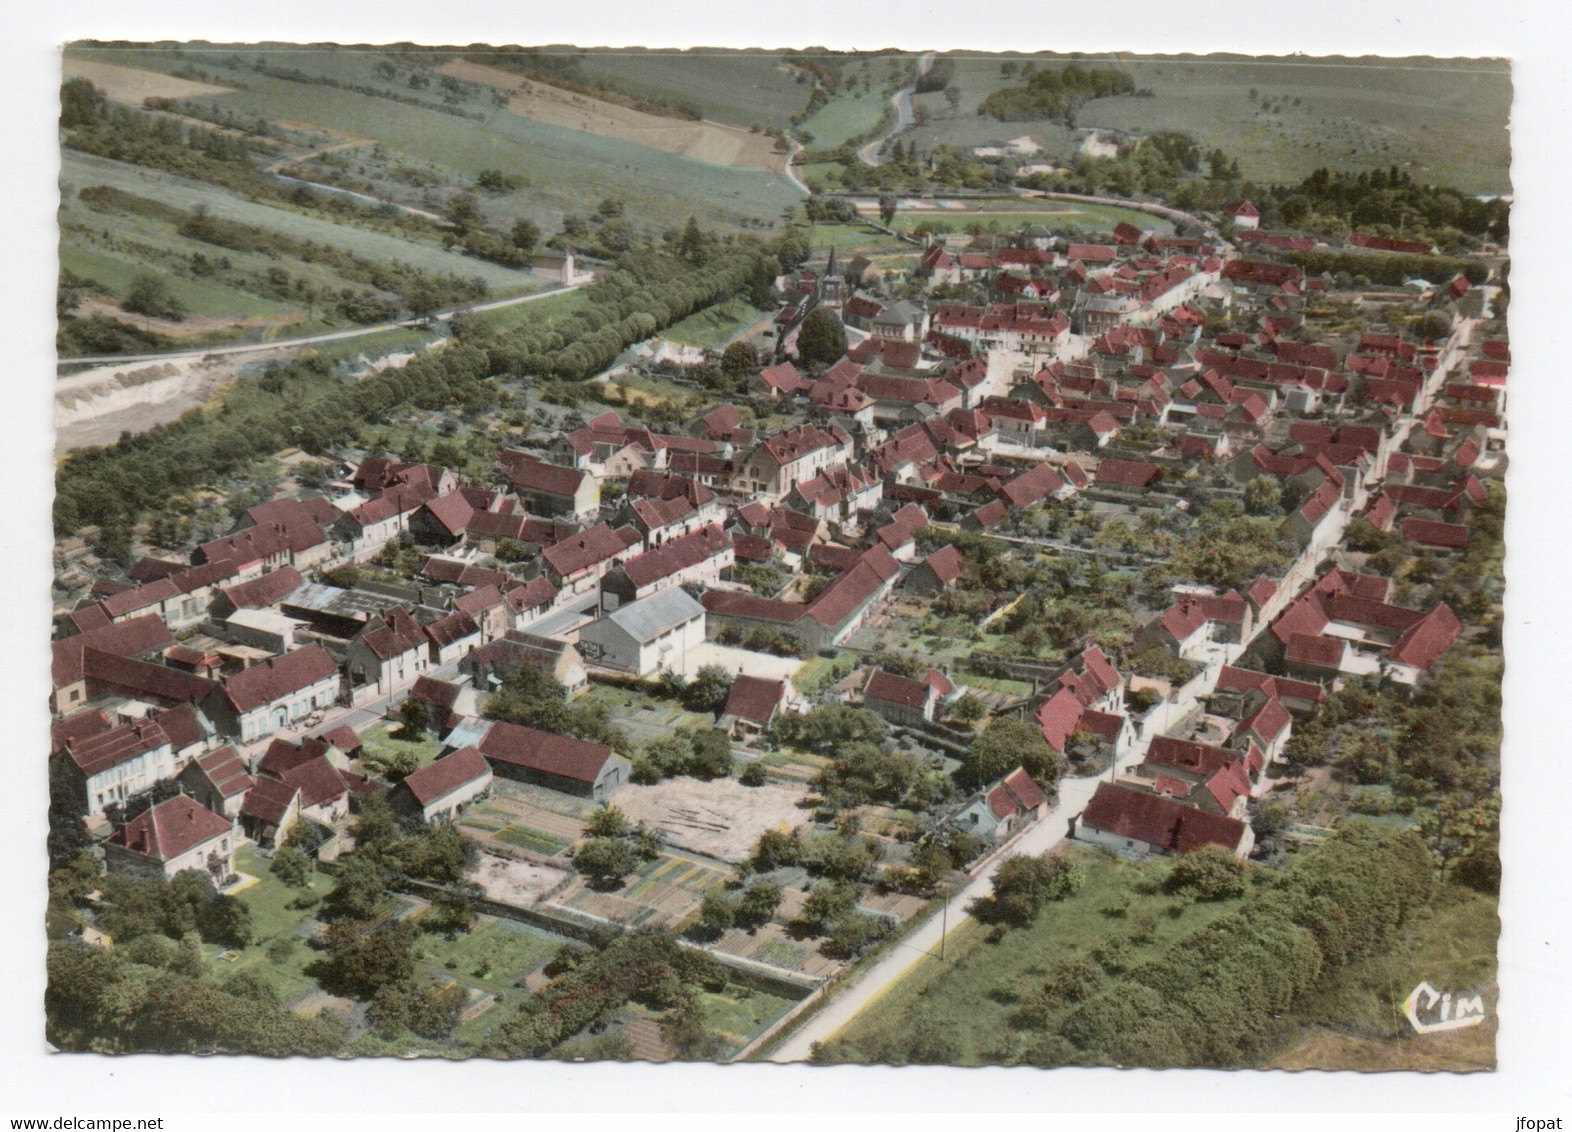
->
1403;981;1489;1034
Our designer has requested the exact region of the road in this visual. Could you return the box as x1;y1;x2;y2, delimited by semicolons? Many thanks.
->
57;281;589;369
1014;187;1218;240
859;53;935;167
768;743;1151;1062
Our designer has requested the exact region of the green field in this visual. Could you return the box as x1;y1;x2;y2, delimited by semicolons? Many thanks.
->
60;244;297;324
567;49;810;131
658;296;762;348
906;52;1510;197
821;847;1246;1065
468;288;591;334
68;45;805;236
698;984;799;1055
886;199;1174;236
799;89;889;149
210;845;336;1003
357;722;444;772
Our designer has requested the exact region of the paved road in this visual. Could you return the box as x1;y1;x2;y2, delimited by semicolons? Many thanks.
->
767;743;1151;1062
859;53;935;167
1015;187;1218;240
57;281;588;369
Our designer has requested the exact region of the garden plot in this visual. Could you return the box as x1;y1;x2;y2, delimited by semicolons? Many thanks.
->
609;776;812;862
470;851;570;908
557;851;729;932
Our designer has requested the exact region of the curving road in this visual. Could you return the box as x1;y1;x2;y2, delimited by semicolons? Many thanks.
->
56;281;588;370
859;53;936;167
1015;186;1219;240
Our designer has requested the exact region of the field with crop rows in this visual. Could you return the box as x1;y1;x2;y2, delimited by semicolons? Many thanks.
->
60;150;537;292
567;49;810;131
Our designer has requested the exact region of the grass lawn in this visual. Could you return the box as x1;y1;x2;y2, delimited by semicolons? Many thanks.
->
659;296;763;348
799;90;889;149
60;243;299;323
791;649;856;695
822;846;1245;1065
800;222;914;255
212;845;335;1002
306;325;445;366
357;721;444;772
954;671;1033;696
418;917;567;996
468;288;592;335
496;825;570;855
699;984;800;1055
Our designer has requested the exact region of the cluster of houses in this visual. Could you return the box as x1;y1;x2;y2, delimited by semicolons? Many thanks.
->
51;194;1504;883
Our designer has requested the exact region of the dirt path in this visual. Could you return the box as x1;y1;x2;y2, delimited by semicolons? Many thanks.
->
76;297;301;341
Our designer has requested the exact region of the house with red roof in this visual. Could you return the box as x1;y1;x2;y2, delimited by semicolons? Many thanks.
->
954;766;1049;843
56;717;177;821
177;745;254;820
862;669;943;726
52;614;175;716
600;523;733;612
907;544;965;596
1223;200;1260;230
105;795;237;883
204;644;342;744
1033;644;1132;760
1125;736;1261;816
734;424;854;501
463;628;587;694
346;607;432;699
500;452;601;523
396;745;493;824
1074;781;1254;859
477;719;631;800
718;675;789;741
539;523;645;598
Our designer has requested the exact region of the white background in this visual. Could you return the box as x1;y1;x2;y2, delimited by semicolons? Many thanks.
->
3;0;1568;1117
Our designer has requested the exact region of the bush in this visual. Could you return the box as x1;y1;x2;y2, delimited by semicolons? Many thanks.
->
574;838;635;890
1164;845;1247;900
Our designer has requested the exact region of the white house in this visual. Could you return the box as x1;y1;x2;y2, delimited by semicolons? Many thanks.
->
104;795;236;883
577;588;706;676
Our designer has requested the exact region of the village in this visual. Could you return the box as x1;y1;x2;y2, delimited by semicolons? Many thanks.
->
48;183;1508;1058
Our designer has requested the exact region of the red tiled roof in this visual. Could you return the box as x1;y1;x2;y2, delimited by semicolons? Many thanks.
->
360;607;427;661
479;720;614;784
721;675;786;726
504;453;588;498
1079;782;1248;855
542;524;638;580
424;609;480;650
920;544;965;586
1237;697;1291;744
865;669;931;710
1093;458;1160;488
241;776;299;827
110;795;232;860
64;718;171;779
1401;519;1470;550
221;646;338;713
52;709;114;752
219;568;304;611
1285;633;1344;670
53;614;174;689
403;745;491;808
194;745;253;799
1388;603;1463;671
81;649;213;705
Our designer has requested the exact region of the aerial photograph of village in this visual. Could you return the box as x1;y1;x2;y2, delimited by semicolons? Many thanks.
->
45;39;1510;1074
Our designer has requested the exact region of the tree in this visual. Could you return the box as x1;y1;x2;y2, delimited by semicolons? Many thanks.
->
962;717;1059;793
776;704;884;754
122;274;186;322
735;882;781;931
510;218;541;253
1163;846;1247;900
687;727;735;780
681;665;733;714
318;920;417;999
719;340;755;381
971;853;1085;927
1414;311;1454;343
678;216;707;265
585;805;629;838
397;697;428;741
574;838;634;890
878;191;898;226
751;828;802;871
796;307;848;369
270;845;313;890
445;191;481;231
949;694;988;728
320;851;389;923
1243;475;1284;516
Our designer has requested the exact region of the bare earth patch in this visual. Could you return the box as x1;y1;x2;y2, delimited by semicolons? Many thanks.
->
609;776;812;862
1269;1014;1496;1073
63;56;237;104
470;852;570;908
439;59;788;174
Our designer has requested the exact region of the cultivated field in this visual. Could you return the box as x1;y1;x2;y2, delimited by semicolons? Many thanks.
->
567;49;810;131
62;55;237;104
439;60;789;174
60;150;539;291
